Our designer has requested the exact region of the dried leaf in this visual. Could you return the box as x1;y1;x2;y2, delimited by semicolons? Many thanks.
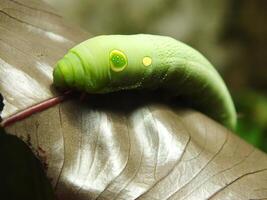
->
1;0;267;199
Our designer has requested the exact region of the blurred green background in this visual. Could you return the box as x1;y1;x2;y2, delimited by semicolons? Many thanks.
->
44;0;267;152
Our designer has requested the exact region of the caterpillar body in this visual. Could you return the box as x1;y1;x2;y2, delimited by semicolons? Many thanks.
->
53;34;236;130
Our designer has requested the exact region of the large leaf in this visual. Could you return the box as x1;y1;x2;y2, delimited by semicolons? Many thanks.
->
1;0;267;199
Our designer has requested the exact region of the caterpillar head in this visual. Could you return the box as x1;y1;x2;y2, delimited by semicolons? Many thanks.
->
53;48;129;93
53;44;113;93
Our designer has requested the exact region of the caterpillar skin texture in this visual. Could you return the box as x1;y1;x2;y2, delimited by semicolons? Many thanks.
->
53;34;237;130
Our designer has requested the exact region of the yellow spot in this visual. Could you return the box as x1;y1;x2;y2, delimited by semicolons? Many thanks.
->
142;56;152;67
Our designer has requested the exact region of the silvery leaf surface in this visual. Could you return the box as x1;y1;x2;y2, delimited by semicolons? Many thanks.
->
1;0;267;199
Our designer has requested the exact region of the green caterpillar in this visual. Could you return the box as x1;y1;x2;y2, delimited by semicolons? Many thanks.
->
53;34;237;130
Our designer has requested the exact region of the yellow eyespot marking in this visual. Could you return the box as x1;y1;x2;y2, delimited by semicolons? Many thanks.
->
109;49;128;72
142;56;152;67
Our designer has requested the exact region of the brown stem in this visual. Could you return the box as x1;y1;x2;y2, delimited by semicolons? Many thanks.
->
1;91;72;127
